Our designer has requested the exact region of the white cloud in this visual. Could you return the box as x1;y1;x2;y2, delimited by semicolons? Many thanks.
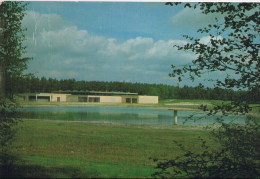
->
171;8;222;29
199;35;223;45
23;11;194;85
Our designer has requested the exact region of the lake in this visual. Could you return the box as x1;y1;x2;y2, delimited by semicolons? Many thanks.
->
19;106;250;126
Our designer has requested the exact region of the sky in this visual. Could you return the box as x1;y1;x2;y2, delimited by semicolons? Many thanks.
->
23;1;223;87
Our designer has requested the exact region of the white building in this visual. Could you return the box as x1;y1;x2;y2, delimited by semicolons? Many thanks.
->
23;91;159;104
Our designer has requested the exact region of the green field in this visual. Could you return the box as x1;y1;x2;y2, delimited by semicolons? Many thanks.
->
3;99;258;178
3;120;216;178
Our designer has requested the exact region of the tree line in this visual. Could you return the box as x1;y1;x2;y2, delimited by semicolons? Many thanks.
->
14;76;259;103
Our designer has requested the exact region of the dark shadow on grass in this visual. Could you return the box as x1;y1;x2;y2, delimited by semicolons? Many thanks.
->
0;164;86;178
0;153;94;178
0;163;92;178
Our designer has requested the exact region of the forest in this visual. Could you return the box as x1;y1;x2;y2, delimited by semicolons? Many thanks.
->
12;76;259;103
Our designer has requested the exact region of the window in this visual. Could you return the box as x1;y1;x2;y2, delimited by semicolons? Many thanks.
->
29;96;36;101
78;97;88;102
37;96;50;102
126;98;131;103
132;98;138;103
94;97;100;102
125;98;138;103
89;97;100;103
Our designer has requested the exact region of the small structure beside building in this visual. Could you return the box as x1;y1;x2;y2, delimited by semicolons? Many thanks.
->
21;91;158;104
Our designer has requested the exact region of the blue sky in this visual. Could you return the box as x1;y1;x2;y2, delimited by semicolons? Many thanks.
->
23;2;222;87
27;2;185;41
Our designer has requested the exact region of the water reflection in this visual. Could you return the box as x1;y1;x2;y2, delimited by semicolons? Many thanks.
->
20;106;250;126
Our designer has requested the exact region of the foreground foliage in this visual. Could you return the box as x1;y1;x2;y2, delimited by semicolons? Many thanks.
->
0;1;29;176
153;119;260;178
167;2;259;114
0;1;28;149
0;98;19;152
0;97;21;178
0;1;30;97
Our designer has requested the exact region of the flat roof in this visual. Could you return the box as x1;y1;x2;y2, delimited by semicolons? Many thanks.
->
51;90;138;96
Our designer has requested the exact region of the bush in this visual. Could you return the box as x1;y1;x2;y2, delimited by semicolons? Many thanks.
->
0;97;20;158
152;118;260;178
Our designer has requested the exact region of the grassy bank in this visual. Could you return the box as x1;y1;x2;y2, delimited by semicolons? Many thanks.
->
4;120;216;178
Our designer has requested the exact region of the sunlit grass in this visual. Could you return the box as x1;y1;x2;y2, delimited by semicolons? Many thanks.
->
9;120;216;178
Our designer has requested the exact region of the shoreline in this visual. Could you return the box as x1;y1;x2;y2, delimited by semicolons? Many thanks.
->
21;118;214;130
18;101;200;111
18;101;259;115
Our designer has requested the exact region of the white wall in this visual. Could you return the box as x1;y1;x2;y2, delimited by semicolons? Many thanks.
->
99;96;122;103
138;96;158;104
51;94;70;102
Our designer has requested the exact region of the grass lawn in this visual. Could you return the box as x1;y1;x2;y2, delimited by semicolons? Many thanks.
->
3;120;216;178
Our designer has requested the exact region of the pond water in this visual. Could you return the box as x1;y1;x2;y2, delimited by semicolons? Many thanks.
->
19;106;249;126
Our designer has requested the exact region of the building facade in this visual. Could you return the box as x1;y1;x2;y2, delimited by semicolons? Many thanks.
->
22;91;158;104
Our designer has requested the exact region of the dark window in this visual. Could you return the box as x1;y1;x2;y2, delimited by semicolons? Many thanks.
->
94;97;100;102
89;97;100;103
78;97;88;102
132;98;138;103
126;98;131;103
37;96;50;102
29;96;36;101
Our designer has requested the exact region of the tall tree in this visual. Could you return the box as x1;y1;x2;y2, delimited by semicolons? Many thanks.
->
0;1;29;171
168;2;259;113
0;1;30;97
